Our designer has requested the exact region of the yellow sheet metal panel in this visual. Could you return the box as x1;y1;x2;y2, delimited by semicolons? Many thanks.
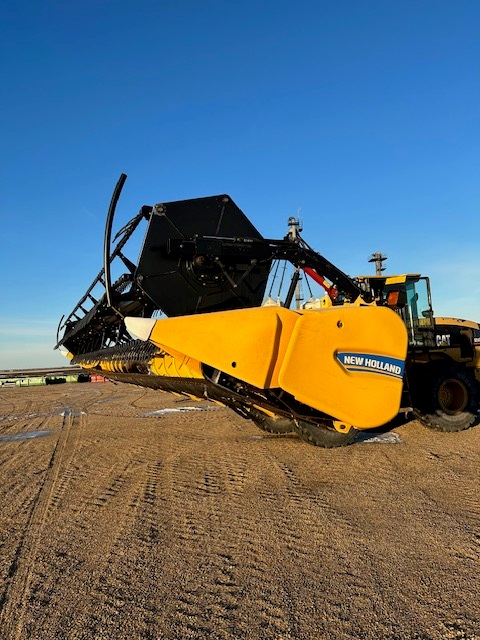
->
355;274;419;283
278;306;408;429
147;306;300;389
436;317;479;329
265;309;301;387
385;275;409;284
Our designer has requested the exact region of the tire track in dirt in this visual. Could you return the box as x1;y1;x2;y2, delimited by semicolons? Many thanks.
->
24;428;159;638
0;414;56;483
1;385;479;639
47;443;162;638
0;407;83;639
0;393;35;419
259;455;359;556
157;429;298;639
0;393;17;412
243;445;396;637
0;401;58;437
165;452;244;639
418;452;480;573
216;447;303;638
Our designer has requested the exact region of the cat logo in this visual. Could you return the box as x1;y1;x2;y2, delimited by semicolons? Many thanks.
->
436;334;451;347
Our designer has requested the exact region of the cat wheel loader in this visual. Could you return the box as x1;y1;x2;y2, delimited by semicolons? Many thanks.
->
330;274;480;434
55;175;480;447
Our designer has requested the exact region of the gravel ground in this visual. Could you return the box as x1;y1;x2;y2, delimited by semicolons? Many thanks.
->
0;382;478;640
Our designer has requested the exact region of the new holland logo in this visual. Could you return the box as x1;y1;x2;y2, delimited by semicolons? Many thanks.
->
336;352;405;379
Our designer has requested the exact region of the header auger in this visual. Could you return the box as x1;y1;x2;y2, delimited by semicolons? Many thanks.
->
55;175;480;447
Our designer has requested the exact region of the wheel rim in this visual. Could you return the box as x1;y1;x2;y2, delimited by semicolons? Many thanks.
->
437;378;468;414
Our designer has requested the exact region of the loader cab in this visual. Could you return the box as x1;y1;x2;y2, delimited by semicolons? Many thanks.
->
355;274;436;348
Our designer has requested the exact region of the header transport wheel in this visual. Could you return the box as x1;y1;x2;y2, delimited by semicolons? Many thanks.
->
294;419;358;448
246;407;295;434
414;364;480;432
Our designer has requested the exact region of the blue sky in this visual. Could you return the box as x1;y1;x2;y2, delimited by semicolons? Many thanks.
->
1;0;479;369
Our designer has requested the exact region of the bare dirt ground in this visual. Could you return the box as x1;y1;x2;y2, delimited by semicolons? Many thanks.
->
0;382;478;640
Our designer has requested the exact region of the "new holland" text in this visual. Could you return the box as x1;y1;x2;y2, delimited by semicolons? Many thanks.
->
342;355;402;375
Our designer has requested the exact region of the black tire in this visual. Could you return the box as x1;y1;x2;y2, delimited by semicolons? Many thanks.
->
246;407;295;434
413;364;480;432
294;419;358;448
